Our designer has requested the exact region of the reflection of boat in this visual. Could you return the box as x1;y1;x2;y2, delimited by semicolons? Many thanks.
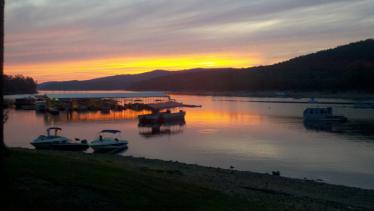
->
100;104;111;113
138;119;185;138
138;110;185;124
90;130;128;153
303;120;374;141
48;107;60;115
15;97;35;110
31;127;89;151
353;101;374;109
304;121;336;132
303;107;347;122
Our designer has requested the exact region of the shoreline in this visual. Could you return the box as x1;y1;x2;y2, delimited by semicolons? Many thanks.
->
169;91;374;100
3;148;373;210
6;90;374;100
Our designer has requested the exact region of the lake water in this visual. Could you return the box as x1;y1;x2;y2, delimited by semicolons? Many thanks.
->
5;93;374;189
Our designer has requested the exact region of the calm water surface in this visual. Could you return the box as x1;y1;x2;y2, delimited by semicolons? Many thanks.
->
5;93;374;189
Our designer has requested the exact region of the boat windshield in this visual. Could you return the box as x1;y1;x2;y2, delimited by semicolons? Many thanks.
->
100;130;121;133
47;127;62;136
97;130;122;140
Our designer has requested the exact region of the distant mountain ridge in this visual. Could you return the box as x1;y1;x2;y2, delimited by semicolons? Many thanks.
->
38;70;171;90
39;39;374;92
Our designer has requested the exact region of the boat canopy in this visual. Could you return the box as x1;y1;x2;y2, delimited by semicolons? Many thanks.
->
47;127;62;131
100;130;121;134
47;127;62;136
147;101;184;110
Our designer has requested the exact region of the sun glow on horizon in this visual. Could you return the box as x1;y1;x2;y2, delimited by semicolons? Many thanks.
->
5;53;262;82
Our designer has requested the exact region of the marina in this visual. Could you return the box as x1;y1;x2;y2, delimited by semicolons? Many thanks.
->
4;92;374;189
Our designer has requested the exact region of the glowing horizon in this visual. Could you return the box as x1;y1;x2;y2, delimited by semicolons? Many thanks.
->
5;0;374;82
5;53;261;82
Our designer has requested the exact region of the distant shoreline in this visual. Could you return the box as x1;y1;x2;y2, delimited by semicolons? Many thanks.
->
169;91;374;99
6;90;374;100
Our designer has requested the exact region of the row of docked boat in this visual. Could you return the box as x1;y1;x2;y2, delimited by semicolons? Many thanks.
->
31;127;128;153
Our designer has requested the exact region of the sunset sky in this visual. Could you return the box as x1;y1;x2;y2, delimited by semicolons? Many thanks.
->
5;0;374;82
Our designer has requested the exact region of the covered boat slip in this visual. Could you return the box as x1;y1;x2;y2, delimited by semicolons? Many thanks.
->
4;91;172;110
41;91;173;113
46;91;171;105
45;91;170;101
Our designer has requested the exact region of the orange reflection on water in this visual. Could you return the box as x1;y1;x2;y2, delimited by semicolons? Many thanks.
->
45;110;151;123
186;110;263;126
42;106;263;126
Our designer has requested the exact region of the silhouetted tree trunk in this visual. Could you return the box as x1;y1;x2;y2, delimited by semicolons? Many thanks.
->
0;0;6;154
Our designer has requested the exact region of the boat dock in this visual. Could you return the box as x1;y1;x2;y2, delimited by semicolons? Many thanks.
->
214;99;356;105
5;91;201;113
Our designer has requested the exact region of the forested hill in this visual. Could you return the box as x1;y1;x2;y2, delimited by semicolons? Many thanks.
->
4;75;37;95
38;70;171;90
39;39;374;92
129;39;374;92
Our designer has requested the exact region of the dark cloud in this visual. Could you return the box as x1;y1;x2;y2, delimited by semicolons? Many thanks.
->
5;0;374;65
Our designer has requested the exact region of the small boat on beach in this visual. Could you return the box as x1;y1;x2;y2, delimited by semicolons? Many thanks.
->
31;127;89;151
89;130;128;153
303;107;347;122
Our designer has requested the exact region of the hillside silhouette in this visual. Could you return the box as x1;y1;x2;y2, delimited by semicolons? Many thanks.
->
39;39;374;92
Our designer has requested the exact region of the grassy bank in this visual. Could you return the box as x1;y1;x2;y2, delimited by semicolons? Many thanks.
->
1;149;374;210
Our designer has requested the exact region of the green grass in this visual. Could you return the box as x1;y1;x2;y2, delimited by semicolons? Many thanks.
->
1;149;373;210
1;149;257;211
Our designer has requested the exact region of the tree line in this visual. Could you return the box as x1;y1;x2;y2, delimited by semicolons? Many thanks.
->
3;74;37;95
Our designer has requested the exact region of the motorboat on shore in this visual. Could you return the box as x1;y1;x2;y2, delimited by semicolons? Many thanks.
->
89;130;128;153
138;110;185;124
31;127;89;151
303;107;347;122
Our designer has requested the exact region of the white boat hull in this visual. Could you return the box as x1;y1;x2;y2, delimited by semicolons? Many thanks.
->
90;140;128;152
31;136;89;151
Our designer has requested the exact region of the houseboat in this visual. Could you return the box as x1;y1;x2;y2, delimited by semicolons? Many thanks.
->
303;107;347;122
138;110;185;124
